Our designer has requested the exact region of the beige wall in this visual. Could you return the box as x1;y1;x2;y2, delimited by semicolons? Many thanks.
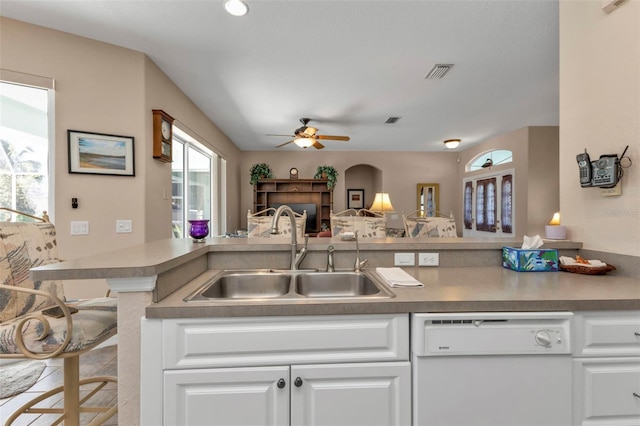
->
456;126;560;237
1;18;242;297
239;151;460;230
559;1;639;256
143;57;243;239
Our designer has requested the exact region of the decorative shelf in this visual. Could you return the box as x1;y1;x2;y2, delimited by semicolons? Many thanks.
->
253;179;333;235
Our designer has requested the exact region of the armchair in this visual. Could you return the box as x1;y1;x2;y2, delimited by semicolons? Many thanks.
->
247;208;306;238
403;209;458;238
0;208;118;425
330;209;387;238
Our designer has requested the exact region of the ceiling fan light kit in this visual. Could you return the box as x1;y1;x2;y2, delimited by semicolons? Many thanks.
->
444;139;461;149
224;0;248;16
294;137;314;148
269;118;350;150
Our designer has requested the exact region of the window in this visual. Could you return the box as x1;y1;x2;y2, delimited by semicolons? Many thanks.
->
467;149;513;172
171;127;222;238
0;79;52;221
501;174;513;233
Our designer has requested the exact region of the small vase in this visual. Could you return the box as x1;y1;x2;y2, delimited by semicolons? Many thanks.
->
321;172;327;179
188;219;210;242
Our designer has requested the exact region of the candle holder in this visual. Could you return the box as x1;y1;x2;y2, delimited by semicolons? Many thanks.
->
188;219;209;242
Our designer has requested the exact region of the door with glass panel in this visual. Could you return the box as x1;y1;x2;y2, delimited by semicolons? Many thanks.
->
171;137;214;238
462;171;514;238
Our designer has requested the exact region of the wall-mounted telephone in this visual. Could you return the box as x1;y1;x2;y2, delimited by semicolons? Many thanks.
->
576;151;592;187
576;148;624;188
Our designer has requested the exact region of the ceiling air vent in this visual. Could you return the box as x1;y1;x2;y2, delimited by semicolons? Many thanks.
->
385;116;401;124
425;64;454;80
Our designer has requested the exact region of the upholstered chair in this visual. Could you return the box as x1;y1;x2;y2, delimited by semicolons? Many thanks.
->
0;210;118;425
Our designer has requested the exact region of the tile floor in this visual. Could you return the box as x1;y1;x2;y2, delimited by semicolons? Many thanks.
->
0;344;118;425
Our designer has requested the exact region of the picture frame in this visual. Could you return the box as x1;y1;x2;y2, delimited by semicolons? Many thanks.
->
416;183;439;216
347;189;365;209
68;130;135;176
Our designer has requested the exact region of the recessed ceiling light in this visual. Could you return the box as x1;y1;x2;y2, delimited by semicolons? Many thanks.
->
225;0;249;16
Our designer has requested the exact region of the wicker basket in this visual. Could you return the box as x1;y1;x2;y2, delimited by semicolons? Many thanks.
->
559;263;616;275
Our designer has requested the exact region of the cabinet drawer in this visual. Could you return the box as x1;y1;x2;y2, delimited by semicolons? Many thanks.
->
574;311;640;357
573;358;640;425
162;314;409;369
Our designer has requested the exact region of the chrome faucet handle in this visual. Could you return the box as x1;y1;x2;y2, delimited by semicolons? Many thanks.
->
358;258;368;271
294;234;310;269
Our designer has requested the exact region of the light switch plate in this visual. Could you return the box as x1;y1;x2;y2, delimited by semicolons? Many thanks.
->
394;253;415;266
70;221;89;235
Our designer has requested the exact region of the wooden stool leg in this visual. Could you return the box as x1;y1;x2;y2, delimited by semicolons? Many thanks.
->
64;356;81;426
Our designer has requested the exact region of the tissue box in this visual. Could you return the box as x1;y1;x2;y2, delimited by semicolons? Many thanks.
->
502;247;559;272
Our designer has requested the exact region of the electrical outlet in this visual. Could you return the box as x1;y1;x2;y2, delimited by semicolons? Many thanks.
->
394;253;415;266
116;220;132;233
601;183;622;197
419;252;439;266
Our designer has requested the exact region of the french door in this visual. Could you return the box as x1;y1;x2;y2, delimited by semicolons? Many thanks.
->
463;170;514;238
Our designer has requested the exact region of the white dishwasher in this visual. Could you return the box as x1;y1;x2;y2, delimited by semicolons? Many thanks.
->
412;312;572;426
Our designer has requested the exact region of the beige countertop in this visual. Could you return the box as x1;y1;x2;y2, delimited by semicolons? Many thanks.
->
146;266;640;318
29;236;637;318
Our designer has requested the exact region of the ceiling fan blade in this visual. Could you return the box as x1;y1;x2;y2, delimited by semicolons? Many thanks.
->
276;139;295;148
316;135;350;141
312;140;325;150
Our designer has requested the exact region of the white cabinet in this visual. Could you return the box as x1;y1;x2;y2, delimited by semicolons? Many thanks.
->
163;362;410;426
572;311;640;426
142;314;410;426
291;362;410;426
164;366;289;426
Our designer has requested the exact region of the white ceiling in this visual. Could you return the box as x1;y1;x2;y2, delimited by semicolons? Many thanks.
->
1;0;559;152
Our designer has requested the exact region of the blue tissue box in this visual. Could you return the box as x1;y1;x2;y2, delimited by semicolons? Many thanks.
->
502;247;559;272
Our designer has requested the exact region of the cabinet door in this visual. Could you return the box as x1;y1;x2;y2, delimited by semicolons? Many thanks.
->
573;358;640;426
290;362;411;426
164;365;289;426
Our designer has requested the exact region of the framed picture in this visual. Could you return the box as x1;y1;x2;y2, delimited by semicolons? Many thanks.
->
416;183;439;216
347;189;365;209
68;130;135;176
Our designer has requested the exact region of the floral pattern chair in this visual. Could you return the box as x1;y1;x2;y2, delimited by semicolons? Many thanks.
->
247;208;306;239
330;209;387;238
0;215;118;425
403;210;458;238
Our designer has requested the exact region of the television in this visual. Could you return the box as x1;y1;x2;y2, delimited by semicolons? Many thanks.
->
269;203;317;233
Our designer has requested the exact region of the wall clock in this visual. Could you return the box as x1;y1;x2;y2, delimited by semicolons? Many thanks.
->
152;109;174;163
289;167;299;179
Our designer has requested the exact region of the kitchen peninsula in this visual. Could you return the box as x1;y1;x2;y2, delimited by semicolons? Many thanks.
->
30;237;640;425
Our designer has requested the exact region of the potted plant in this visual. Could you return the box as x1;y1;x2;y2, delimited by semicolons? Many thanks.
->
249;163;274;185
314;165;338;189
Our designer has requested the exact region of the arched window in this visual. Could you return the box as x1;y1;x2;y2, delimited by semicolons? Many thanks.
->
466;149;513;172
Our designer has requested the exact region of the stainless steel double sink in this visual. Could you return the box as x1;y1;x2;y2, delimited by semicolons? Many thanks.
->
184;269;395;302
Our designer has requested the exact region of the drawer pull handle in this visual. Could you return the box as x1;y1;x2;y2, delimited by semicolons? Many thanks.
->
294;377;303;387
634;393;640;399
635;332;640;337
277;379;286;389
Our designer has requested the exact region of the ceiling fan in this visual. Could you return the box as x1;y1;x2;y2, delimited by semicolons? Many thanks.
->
267;118;350;150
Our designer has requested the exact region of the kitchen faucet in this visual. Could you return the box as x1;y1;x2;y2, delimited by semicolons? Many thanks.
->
353;231;368;272
326;245;335;272
270;205;308;270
